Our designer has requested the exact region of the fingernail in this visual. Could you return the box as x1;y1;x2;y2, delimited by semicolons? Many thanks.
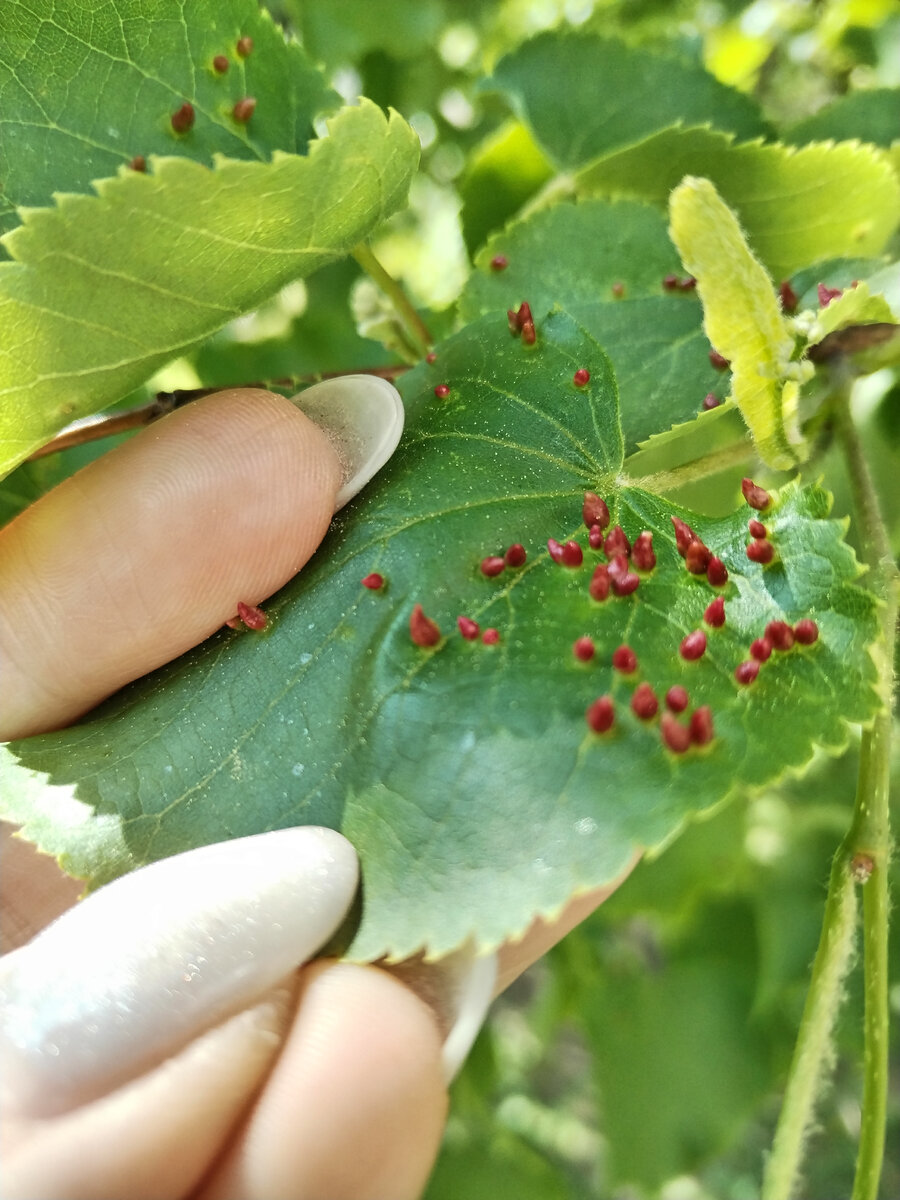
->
0;827;358;1117
387;946;497;1084
291;375;404;510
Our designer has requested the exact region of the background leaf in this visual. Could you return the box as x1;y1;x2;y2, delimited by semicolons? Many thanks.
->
0;100;418;477
486;31;770;171
0;0;334;244
784;87;900;148
2;310;880;961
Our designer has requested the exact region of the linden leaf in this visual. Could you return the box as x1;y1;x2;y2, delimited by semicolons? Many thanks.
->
575;127;900;282
668;177;804;472
0;0;334;242
458;200;726;451
485;31;769;171
801;282;897;348
2;310;879;962
0;101;419;477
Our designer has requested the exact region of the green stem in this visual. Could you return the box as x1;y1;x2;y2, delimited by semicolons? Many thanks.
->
352;243;433;358
762;387;897;1200
834;391;898;1200
761;850;859;1200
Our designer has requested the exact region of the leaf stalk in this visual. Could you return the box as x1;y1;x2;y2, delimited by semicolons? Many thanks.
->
351;242;433;358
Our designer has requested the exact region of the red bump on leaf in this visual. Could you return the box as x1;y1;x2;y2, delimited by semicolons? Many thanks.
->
129;155;147;171
671;515;697;556
706;556;728;587
233;97;257;123
236;35;253;56
521;318;536;345
604;524;630;559
662;273;680;291
685;541;711;575
573;636;595;662
750;637;772;662
690;706;714;745
410;603;441;647
236;601;267;631
746;539;775;564
709;349;730;370
735;660;760;685
490;254;508;271
583;492;610;530
482;627;500;645
794;618;819;645
213;54;229;73
631;532;656;571
612;645;637;673
457;616;480;640
704;596;726;627
573;368;591;386
480;556;505;577
171;102;195;133
549;539;583;567
434;383;451;399
612;571;640;596
665;685;689;713
661;712;691;753
588;524;604;550
702;392;721;410
589;563;610;601
611;281;625;298
766;620;795;651
680;630;707;661
678;275;697;291
516;301;533;327
507;309;521;334
607;553;629;580
586;696;614;733
361;573;384;590
779;280;799;313
741;478;770;510
817;282;842;307
425;351;437;363
504;543;527;567
748;519;767;538
631;682;658;720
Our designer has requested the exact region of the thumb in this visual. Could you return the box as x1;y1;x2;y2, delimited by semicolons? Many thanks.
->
0;378;403;739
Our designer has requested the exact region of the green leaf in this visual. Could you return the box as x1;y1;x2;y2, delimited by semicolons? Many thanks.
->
486;30;770;171
669;176;806;471
0;100;419;477
458;200;727;451
2;310;880;961
575;127;900;282
801;281;897;348
283;0;447;67
0;0;334;242
458;120;554;256
784;88;900;149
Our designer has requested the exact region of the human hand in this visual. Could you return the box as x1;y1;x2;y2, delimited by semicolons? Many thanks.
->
0;380;634;1198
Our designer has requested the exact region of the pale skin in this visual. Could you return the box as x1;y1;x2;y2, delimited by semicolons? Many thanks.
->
0;389;634;1199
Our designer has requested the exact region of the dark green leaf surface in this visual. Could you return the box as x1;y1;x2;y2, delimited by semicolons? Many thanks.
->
1;311;879;960
486;31;769;170
784;87;900;149
0;0;333;241
459;200;725;449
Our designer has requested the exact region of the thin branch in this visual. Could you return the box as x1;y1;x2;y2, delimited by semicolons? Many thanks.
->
26;366;409;461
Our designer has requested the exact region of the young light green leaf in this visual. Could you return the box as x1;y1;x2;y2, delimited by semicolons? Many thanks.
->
576;127;900;282
801;281;897;348
0;101;419;478
486;31;769;171
3;311;879;962
458;200;727;450
0;0;334;242
669;177;805;471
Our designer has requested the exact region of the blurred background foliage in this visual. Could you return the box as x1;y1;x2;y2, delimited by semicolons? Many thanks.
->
3;1;896;1193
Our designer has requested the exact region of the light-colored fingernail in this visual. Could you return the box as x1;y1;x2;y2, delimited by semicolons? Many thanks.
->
387;946;497;1084
0;827;358;1117
291;375;404;509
